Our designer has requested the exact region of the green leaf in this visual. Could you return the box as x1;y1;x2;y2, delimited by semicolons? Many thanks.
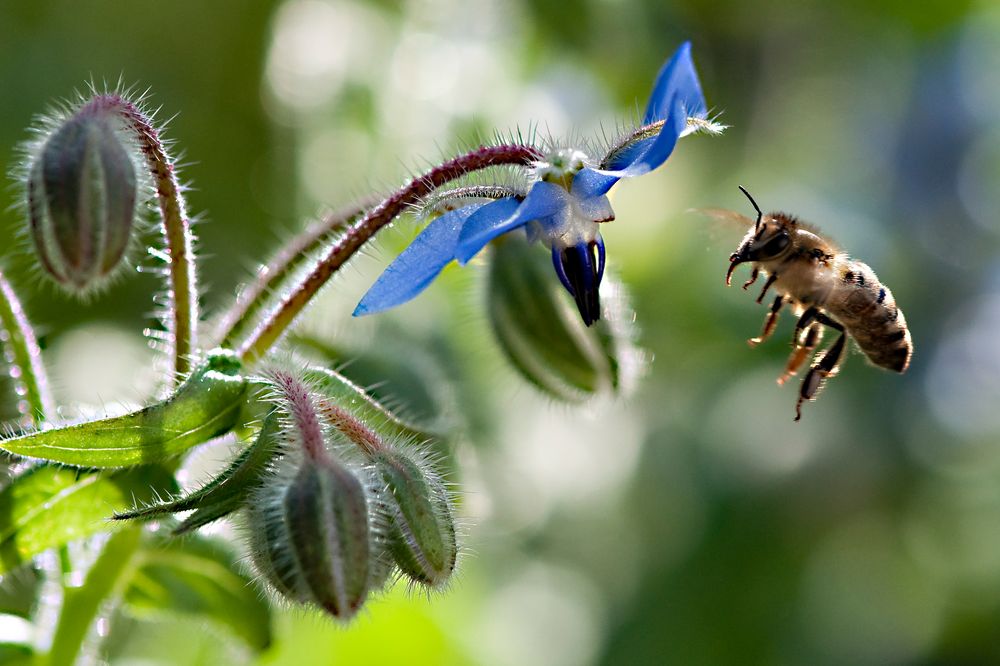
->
0;465;176;574
115;412;283;534
0;350;248;468
124;535;272;651
0;643;33;666
172;495;246;535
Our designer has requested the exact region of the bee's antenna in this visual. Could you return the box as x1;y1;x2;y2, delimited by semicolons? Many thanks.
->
738;185;762;232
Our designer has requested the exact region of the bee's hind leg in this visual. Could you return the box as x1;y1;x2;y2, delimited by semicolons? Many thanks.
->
778;307;823;383
749;295;784;347
795;316;847;421
779;325;823;384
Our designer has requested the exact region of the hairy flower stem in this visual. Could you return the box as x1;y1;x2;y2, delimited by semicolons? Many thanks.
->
600;120;665;169
0;269;54;426
601;116;722;169
86;95;197;383
316;397;383;456
238;144;543;364
217;202;370;349
270;369;327;463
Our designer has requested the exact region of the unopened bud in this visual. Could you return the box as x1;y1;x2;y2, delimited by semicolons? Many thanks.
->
487;233;644;402
247;458;375;620
373;448;457;587
245;368;384;621
25;99;139;292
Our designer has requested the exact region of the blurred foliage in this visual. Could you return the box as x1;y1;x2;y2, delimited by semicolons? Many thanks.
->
1;0;999;664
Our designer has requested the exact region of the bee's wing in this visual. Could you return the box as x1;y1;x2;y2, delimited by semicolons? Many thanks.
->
691;208;755;229
687;208;755;248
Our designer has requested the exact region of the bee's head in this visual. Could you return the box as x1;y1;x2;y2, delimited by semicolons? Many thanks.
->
726;187;793;285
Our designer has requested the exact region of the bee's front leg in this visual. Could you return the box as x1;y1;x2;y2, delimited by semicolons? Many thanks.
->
755;274;778;304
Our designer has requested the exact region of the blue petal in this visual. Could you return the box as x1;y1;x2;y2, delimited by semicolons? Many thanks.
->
601;136;654;172
643;41;707;125
573;42;707;199
353;203;485;316
621;97;686;174
455;183;569;264
571;96;687;199
571;168;621;200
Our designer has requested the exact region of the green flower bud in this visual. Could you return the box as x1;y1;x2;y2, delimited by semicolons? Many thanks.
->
304;378;458;588
247;456;377;620
245;369;386;621
487;233;644;402
25;98;140;292
373;448;457;587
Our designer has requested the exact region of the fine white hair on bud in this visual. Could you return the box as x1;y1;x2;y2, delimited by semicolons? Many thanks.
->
244;367;388;621
370;444;458;588
18;93;150;295
314;391;459;589
681;112;729;137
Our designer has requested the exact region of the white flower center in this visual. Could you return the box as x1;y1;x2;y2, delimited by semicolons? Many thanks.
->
536;148;588;184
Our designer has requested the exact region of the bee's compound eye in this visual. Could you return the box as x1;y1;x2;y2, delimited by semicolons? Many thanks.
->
760;232;790;258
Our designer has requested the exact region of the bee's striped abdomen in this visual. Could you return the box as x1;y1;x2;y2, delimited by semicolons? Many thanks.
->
831;262;912;373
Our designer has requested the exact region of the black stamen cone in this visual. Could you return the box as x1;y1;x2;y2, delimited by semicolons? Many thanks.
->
557;242;602;326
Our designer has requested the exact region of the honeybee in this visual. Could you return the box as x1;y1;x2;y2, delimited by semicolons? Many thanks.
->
719;187;912;420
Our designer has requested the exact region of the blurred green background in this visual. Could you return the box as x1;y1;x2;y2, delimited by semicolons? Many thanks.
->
2;0;999;664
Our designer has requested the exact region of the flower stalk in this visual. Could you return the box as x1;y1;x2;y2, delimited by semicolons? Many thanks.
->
86;94;197;383
238;143;543;364
217;202;370;349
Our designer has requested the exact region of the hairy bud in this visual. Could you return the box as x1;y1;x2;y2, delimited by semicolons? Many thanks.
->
25;98;140;292
487;233;644;402
308;379;458;588
372;447;457;588
249;459;373;619
245;369;383;621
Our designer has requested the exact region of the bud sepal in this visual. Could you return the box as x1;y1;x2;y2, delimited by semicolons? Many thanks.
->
371;447;458;587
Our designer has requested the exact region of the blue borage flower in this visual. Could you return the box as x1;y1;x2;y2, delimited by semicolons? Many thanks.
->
355;42;719;326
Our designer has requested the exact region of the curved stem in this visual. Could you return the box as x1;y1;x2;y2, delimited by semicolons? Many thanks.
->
46;526;142;666
269;370;327;463
316;397;383;457
88;95;197;384
0;269;55;426
217;201;370;349
238;144;543;364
